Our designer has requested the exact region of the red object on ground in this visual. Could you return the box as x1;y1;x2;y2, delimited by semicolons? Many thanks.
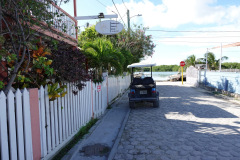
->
180;61;185;67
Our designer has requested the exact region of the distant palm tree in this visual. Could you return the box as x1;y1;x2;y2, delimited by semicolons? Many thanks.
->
185;54;196;67
216;56;229;67
198;52;228;70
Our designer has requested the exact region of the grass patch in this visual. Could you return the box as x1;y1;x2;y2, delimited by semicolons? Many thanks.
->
52;118;98;160
107;105;112;109
212;91;220;95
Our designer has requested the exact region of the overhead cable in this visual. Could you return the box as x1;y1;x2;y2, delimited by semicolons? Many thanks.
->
95;0;117;15
157;41;237;43
122;0;129;10
112;0;126;27
152;36;240;38
146;30;240;32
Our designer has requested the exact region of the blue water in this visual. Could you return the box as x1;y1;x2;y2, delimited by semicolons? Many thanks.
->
135;72;178;81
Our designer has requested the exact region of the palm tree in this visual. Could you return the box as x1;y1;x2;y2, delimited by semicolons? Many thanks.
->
185;54;196;67
198;52;228;70
216;56;229;68
83;38;125;80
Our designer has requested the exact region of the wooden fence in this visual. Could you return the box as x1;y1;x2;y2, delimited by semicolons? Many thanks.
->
0;75;130;160
0;89;33;160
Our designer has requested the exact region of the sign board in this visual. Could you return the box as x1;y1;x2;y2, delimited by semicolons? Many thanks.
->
180;61;185;67
97;85;101;92
95;20;123;35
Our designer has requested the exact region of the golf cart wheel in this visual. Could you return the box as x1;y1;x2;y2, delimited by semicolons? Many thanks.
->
129;101;135;109
153;99;159;108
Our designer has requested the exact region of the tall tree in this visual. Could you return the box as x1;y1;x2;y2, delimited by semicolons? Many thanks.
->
185;54;196;67
198;52;228;70
111;25;155;63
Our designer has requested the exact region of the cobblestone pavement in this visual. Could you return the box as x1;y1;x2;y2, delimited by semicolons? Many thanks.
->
113;82;240;160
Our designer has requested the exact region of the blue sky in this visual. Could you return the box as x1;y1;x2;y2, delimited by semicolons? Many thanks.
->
61;0;240;65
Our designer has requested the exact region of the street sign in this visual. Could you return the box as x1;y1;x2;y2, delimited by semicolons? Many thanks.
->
180;61;185;85
97;85;101;92
180;61;185;67
95;20;123;35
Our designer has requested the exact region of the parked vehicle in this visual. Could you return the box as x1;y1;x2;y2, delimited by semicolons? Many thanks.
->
127;63;159;108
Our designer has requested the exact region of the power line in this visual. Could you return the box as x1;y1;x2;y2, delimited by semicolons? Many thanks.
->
146;30;240;33
95;0;117;15
122;0;129;10
157;41;237;43
112;0;126;27
152;36;240;38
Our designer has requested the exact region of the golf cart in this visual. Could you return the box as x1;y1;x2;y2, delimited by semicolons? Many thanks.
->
127;63;159;108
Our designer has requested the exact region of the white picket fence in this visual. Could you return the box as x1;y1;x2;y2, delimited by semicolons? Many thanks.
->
0;89;33;160
0;75;130;160
39;75;130;159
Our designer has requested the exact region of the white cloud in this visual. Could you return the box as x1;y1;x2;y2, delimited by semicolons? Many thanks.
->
106;0;240;65
107;0;240;28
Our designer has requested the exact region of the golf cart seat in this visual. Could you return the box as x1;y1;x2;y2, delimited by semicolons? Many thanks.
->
131;77;155;89
142;77;154;85
132;77;143;85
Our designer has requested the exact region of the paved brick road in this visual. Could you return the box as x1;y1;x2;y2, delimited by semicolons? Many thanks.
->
113;82;240;160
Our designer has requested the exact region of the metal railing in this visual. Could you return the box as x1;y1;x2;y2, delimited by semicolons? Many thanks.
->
37;0;77;39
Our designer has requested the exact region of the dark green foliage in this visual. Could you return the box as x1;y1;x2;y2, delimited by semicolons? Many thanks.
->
78;24;155;76
221;62;240;69
52;118;98;160
152;65;180;72
49;41;90;90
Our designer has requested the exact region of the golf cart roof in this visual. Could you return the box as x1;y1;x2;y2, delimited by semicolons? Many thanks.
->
127;63;156;68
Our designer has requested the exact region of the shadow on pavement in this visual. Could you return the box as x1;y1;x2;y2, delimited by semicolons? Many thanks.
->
158;85;238;118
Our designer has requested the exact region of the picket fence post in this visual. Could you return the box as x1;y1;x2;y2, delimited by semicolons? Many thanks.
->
44;85;52;153
0;91;9;160
15;89;25;160
23;88;33;160
39;86;47;158
7;90;18;160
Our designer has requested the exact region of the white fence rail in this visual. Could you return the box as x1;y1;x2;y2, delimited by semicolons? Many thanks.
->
0;89;33;160
0;75;130;160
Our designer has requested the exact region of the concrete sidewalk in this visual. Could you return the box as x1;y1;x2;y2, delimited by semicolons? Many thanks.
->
62;91;130;160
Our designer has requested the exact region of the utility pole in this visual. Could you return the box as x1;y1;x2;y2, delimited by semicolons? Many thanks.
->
206;48;208;71
204;48;208;86
219;43;222;72
127;9;130;32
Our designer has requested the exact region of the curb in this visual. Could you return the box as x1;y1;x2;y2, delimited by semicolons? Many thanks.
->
108;108;131;160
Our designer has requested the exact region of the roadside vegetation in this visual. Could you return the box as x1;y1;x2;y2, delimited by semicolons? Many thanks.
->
142;65;180;72
183;52;239;70
78;25;155;82
0;0;155;92
0;0;90;95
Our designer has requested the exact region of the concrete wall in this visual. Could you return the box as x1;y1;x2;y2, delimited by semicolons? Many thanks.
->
199;71;240;94
186;66;200;87
186;67;240;95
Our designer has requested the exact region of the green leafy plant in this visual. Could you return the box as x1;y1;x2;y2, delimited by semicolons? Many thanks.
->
0;81;4;90
47;83;67;101
0;0;71;94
